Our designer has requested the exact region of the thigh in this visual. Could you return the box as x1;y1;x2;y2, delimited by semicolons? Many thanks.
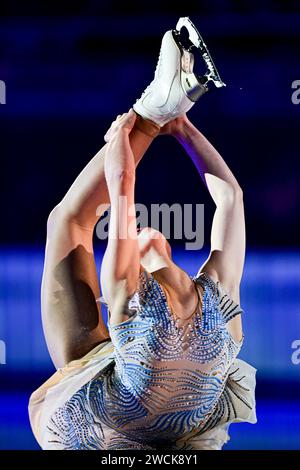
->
42;208;110;369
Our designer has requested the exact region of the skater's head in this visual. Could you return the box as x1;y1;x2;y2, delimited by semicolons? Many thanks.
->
137;227;172;273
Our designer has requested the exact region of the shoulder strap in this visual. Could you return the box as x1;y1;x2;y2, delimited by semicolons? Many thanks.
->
194;272;243;323
216;282;243;323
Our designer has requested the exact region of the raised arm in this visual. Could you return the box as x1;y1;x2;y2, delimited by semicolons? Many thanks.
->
100;110;142;326
164;114;245;304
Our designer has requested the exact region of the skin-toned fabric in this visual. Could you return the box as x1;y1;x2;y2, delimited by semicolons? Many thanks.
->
28;271;256;450
33;106;249;448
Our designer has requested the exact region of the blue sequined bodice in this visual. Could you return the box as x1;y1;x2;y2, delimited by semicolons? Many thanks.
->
48;270;243;449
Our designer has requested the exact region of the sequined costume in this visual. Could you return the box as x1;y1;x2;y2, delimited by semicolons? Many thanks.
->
29;271;256;450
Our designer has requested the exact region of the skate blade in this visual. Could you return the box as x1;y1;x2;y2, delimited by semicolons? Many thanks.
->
180;50;208;102
174;16;226;90
171;32;209;102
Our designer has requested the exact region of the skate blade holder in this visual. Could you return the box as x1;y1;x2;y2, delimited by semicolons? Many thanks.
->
174;17;226;91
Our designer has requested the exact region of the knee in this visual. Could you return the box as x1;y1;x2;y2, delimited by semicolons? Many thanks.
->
46;205;60;231
46;203;70;235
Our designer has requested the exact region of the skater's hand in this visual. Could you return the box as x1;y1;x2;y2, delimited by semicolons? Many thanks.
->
104;109;137;143
104;109;137;177
159;114;188;137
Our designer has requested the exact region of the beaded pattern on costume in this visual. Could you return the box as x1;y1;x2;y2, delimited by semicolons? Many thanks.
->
47;270;243;449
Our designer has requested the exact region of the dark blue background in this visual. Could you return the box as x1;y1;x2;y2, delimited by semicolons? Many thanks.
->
0;0;300;450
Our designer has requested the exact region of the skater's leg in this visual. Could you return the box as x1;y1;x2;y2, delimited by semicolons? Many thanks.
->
42;113;159;369
59;114;159;229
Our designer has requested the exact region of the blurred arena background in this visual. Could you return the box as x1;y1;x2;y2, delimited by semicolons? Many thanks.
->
0;0;300;449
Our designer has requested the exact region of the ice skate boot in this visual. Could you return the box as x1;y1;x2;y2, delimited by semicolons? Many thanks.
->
133;16;226;127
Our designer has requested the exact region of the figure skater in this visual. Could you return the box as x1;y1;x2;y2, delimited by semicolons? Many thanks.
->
29;18;256;450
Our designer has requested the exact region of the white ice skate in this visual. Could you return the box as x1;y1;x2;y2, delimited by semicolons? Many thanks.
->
133;17;226;127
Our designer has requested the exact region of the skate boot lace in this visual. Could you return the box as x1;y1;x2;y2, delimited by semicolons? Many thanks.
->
138;48;163;101
154;48;163;79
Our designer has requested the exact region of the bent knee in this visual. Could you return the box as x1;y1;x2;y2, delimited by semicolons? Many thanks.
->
46;203;72;235
46;204;62;234
46;203;84;237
